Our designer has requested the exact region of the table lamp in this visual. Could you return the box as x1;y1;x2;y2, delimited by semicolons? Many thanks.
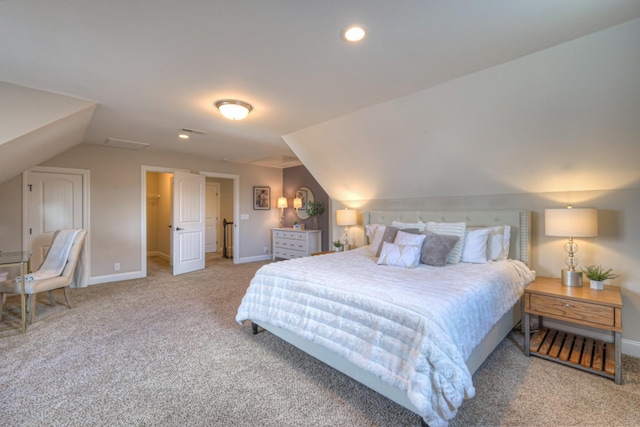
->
545;206;598;286
336;208;357;250
293;197;302;211
277;197;288;228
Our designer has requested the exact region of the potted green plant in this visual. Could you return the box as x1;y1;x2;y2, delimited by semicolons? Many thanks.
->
306;201;325;229
332;240;342;252
581;265;620;290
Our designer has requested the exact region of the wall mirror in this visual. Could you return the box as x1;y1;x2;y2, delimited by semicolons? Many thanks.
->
295;186;314;220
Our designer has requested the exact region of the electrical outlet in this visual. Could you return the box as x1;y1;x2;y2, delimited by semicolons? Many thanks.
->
114;262;120;271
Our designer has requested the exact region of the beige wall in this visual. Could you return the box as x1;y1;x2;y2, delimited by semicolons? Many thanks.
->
0;174;22;251
337;187;640;352
0;143;282;278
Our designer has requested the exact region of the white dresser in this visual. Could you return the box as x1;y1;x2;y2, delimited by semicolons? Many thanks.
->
272;228;322;260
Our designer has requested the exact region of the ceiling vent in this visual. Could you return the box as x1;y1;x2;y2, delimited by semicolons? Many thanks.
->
104;138;150;150
181;128;207;135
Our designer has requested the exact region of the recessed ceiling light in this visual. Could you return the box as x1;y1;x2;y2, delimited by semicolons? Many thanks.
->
214;99;253;120
342;25;366;42
178;134;189;140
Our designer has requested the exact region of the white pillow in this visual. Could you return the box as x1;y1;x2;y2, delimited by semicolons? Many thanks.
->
486;225;511;261
394;230;427;247
368;225;387;255
461;228;490;263
425;221;466;264
377;242;421;268
365;223;382;239
391;220;426;232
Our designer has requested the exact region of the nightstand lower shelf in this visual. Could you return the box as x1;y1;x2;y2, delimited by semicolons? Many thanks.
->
529;327;616;380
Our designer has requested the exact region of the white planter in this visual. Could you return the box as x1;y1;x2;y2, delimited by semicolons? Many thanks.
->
590;279;604;290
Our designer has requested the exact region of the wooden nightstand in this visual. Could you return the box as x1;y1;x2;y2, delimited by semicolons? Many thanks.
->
524;276;623;384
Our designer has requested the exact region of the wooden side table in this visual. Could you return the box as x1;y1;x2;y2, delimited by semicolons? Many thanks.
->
524;276;623;384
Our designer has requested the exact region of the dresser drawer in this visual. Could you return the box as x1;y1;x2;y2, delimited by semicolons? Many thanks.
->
274;239;291;249
273;248;306;259
529;294;615;328
287;231;307;240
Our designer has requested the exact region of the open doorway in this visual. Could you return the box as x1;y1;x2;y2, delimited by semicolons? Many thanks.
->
141;166;239;278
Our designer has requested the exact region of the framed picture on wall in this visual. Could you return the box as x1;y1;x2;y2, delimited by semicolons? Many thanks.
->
253;186;270;210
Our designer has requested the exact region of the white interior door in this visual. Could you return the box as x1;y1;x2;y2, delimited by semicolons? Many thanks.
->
205;182;219;253
27;171;83;270
172;171;205;275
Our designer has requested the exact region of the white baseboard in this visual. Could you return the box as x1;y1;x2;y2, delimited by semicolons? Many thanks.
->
235;254;271;264
543;318;640;357
147;251;169;260
623;338;640;358
89;271;145;285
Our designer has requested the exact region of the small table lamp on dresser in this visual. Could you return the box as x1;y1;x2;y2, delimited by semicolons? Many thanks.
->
545;206;598;286
277;197;288;228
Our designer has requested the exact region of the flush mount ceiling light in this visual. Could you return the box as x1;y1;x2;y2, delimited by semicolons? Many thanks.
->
342;25;366;42
214;99;253;120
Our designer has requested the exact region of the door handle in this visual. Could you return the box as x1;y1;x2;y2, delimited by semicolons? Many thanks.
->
176;227;184;231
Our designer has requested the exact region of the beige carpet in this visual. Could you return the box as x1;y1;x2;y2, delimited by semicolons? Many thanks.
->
1;255;639;426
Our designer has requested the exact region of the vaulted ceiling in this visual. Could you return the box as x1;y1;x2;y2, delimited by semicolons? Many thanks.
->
1;1;639;198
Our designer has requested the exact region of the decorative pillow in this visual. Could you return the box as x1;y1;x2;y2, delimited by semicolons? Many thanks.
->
368;225;386;255
375;226;399;257
365;223;381;240
391;220;427;232
394;230;427;247
420;232;460;267
460;228;490;263
487;225;511;261
377;242;421;268
468;225;511;261
425;222;466;264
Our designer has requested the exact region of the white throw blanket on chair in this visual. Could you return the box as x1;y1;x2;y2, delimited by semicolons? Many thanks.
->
16;229;80;282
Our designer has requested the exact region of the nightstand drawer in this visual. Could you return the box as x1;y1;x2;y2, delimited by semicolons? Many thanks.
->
529;294;615;327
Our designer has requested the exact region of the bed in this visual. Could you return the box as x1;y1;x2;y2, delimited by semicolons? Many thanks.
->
236;210;534;426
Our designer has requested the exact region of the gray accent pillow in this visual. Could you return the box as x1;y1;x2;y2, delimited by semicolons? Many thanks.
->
420;232;460;267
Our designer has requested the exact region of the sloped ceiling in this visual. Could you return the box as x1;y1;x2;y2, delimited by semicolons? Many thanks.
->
285;18;640;201
0;1;639;195
0;83;96;183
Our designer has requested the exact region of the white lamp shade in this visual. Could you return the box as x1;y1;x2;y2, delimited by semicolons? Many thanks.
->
545;208;598;237
336;208;357;226
277;197;288;209
293;197;303;209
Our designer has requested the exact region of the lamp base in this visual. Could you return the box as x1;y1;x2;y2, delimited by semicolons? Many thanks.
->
561;269;583;287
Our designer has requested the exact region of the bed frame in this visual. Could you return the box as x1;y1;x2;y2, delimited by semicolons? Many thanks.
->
253;210;531;420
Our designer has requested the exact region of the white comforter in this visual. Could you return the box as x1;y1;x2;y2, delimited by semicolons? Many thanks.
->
236;247;535;426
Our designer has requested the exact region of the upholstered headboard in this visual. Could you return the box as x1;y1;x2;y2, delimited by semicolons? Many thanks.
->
364;210;531;265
